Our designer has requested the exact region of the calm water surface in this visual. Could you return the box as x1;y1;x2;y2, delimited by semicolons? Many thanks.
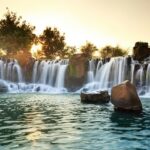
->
0;94;149;150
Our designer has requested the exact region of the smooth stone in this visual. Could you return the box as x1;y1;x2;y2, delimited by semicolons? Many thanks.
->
80;91;110;104
111;80;142;112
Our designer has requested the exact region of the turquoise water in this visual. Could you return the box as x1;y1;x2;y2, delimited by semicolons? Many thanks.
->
0;94;149;150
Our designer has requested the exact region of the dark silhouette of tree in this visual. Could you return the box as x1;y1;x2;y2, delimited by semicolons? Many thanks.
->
80;42;98;59
59;46;76;59
39;27;66;59
0;8;36;55
133;41;150;61
100;45;128;59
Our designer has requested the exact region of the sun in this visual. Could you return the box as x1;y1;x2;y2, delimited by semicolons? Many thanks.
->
30;44;42;58
31;44;42;54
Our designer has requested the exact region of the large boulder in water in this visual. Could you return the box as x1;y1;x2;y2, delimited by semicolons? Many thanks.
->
65;54;88;91
80;91;110;104
0;80;8;92
111;80;142;112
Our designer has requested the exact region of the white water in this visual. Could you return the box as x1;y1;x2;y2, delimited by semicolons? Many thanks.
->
0;59;69;93
32;60;68;87
135;65;144;86
0;57;150;95
146;64;150;92
79;57;150;96
81;57;128;92
0;59;23;82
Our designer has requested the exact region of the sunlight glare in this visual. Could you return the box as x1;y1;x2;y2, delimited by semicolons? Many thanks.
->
30;44;42;58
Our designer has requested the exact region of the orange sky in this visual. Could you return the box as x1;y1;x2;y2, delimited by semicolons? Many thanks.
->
0;0;150;50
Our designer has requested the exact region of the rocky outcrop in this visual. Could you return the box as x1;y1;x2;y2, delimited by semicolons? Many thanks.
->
0;80;8;92
111;80;142;112
65;54;88;91
133;42;150;61
80;91;110;104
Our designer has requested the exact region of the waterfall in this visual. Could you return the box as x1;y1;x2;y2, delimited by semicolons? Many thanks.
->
1;57;150;95
146;64;150;92
131;63;135;84
82;57;128;92
32;59;69;88
32;60;39;83
135;66;144;87
0;59;69;93
0;59;23;82
0;60;4;79
87;60;95;83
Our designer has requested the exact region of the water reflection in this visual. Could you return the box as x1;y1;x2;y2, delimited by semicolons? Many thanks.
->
0;94;149;150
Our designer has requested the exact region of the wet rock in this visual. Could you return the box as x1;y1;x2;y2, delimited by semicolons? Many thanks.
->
139;90;145;96
65;54;88;91
111;80;142;112
126;56;132;66
80;91;110;104
35;86;41;92
0;80;8;92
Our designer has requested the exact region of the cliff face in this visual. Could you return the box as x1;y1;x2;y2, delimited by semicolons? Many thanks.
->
65;54;88;91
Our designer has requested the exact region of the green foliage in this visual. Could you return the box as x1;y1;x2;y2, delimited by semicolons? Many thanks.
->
0;8;36;55
39;27;66;59
80;42;98;59
100;45;128;59
59;46;76;59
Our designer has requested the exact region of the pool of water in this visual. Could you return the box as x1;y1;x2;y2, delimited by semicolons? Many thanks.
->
0;94;149;150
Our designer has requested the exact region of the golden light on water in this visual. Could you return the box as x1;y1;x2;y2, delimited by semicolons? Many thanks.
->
26;129;42;141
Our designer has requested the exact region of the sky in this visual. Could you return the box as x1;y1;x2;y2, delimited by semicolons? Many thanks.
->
0;0;150;50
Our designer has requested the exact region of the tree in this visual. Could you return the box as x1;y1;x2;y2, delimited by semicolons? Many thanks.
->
0;8;36;55
100;45;128;59
39;27;66;59
80;42;98;59
59;46;76;59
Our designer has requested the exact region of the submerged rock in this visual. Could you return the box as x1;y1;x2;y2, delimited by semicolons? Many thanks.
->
80;91;110;104
111;80;142;112
0;80;8;92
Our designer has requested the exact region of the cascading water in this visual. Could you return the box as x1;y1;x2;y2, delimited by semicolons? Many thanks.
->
146;64;150;92
0;59;23;82
0;59;69;93
81;57;128;92
135;65;144;87
32;59;68;88
0;56;150;96
87;60;96;83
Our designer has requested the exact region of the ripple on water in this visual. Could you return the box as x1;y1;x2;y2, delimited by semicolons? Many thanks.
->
0;94;149;150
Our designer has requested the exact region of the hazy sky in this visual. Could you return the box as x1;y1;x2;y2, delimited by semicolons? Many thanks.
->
0;0;150;49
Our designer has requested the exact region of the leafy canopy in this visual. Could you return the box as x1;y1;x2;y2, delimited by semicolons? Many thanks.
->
80;42;98;59
39;27;66;59
100;45;128;59
0;8;36;55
